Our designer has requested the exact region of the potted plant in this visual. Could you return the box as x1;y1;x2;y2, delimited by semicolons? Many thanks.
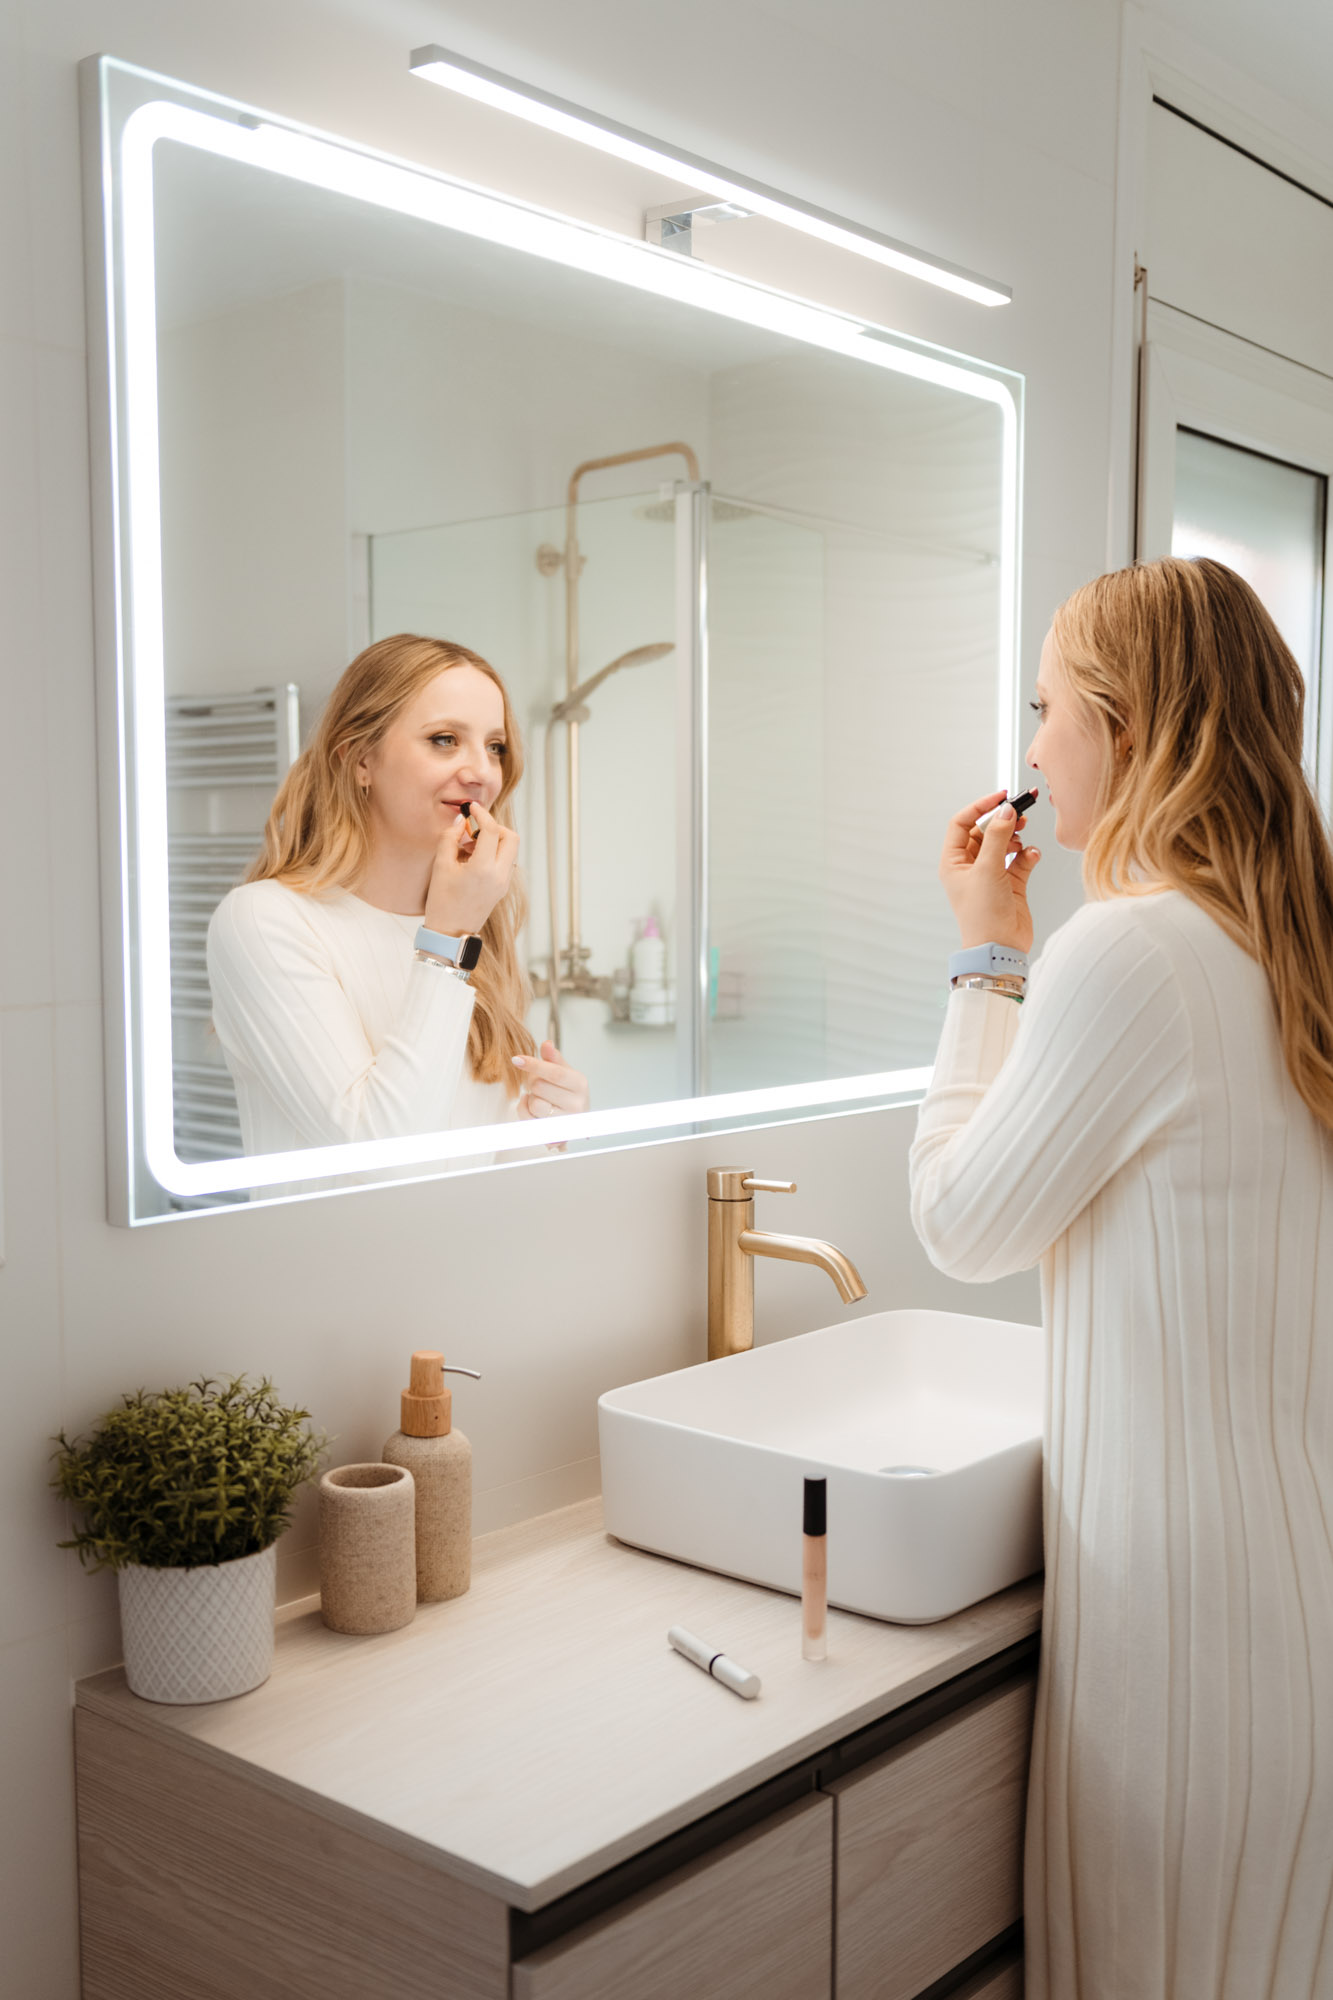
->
54;1375;325;1704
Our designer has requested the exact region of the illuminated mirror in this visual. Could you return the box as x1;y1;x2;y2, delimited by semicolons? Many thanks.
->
83;56;1020;1220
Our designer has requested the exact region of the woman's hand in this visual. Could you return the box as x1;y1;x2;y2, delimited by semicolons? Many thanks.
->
514;1040;589;1151
940;789;1041;952
424;801;518;937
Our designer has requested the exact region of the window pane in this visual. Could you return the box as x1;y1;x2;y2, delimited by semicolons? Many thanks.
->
1172;427;1325;685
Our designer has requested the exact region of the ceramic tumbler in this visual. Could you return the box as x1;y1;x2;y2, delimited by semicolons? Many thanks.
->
318;1463;417;1635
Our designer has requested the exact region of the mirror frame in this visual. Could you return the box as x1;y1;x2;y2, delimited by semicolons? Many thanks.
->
81;54;1022;1222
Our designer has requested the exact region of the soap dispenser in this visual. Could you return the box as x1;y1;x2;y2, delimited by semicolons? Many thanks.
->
382;1350;478;1603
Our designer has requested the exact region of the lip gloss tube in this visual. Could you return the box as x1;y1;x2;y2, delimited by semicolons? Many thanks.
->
802;1477;827;1661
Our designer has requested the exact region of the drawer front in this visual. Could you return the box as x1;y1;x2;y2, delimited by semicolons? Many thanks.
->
827;1673;1035;2000
512;1794;833;2000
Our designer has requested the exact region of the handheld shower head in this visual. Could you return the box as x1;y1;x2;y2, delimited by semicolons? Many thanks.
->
550;642;674;723
610;641;675;669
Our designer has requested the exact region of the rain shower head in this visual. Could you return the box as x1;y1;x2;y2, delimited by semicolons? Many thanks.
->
550;642;674;723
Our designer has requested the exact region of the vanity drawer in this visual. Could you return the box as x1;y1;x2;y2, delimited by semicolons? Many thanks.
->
826;1671;1036;2000
511;1793;833;2000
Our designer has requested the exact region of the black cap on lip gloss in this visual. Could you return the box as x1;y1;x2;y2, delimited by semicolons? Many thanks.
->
803;1476;827;1537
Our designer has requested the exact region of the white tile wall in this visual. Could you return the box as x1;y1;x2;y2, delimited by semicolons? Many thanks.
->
0;1629;82;1999
0;335;54;1013
5;0;1315;1991
34;340;103;1010
0;1007;65;1650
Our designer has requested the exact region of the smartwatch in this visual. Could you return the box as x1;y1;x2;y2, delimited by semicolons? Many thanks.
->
940;944;1020;992
947;942;1029;984
414;926;484;980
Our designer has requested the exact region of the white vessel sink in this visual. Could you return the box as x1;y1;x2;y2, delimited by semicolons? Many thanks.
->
598;1309;1044;1624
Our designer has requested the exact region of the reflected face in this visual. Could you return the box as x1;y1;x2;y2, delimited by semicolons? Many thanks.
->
358;667;508;856
1024;631;1110;851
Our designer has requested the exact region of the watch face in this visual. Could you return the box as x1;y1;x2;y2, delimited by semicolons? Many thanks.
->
458;935;483;972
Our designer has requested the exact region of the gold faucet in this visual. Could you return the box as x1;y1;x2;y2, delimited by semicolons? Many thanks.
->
707;1167;868;1360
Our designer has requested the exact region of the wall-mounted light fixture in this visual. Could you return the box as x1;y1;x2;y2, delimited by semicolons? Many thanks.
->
408;45;1012;308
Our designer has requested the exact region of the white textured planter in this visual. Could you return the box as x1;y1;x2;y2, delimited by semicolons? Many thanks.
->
118;1544;277;1704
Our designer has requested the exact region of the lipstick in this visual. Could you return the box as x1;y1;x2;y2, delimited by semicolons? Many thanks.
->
667;1625;761;1699
976;788;1037;830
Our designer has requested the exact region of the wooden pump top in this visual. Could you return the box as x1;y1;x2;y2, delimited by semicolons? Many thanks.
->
401;1349;451;1437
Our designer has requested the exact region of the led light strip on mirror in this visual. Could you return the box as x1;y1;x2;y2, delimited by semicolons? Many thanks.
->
103;68;1019;1205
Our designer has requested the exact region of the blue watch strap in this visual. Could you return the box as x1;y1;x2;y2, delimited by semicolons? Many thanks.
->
948;942;1029;982
415;925;464;963
415;927;483;979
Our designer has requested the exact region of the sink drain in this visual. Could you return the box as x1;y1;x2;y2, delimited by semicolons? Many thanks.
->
878;1464;938;1476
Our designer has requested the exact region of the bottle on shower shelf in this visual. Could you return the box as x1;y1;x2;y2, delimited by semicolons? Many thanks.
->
630;915;673;1026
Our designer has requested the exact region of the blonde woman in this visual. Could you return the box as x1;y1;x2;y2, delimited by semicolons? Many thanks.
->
911;558;1333;1997
207;635;588;1156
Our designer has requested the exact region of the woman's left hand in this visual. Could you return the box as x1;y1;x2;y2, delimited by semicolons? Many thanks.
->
514;1042;589;1150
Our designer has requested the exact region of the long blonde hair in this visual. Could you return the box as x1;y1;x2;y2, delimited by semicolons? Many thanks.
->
1051;557;1333;1131
249;635;535;1092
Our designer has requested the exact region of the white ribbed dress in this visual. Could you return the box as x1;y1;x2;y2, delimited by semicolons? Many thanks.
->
910;891;1333;1999
207;880;514;1157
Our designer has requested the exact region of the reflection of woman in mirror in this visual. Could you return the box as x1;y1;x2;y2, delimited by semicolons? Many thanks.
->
207;635;588;1153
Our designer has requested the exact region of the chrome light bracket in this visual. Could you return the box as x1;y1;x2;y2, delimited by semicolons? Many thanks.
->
645;199;753;256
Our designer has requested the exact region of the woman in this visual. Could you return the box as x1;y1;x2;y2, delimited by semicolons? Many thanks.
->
208;634;588;1155
910;558;1333;1997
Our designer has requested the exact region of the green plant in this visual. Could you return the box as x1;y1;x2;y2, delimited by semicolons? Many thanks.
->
53;1376;327;1572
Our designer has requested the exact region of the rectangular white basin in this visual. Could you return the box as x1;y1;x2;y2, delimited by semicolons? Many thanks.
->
598;1309;1044;1624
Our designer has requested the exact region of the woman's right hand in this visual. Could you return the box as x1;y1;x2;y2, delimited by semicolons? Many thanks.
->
424;801;519;937
939;789;1040;952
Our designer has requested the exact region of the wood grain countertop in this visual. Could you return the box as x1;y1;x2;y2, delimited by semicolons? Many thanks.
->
75;1498;1042;1912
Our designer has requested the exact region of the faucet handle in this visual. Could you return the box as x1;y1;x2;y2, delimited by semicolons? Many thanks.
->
707;1167;797;1200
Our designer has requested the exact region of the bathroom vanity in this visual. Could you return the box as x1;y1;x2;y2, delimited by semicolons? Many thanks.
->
74;1500;1041;1999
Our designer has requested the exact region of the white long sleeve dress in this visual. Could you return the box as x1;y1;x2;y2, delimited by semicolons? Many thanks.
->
910;891;1333;2000
206;881;516;1164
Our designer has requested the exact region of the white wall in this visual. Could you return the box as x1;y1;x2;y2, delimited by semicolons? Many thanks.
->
346;277;715;533
4;0;1320;1991
159;281;349;696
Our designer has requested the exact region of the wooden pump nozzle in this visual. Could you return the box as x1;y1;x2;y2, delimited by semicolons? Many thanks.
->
400;1349;451;1438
